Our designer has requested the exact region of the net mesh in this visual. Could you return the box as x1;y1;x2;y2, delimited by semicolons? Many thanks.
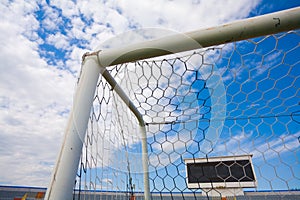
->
74;30;300;199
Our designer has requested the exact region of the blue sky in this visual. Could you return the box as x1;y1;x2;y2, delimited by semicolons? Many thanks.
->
0;0;299;192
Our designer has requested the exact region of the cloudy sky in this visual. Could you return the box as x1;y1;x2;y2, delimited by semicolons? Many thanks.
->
0;0;299;188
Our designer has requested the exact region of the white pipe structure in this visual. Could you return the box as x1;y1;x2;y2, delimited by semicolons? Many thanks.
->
98;6;300;67
99;68;151;200
45;56;101;200
45;7;300;200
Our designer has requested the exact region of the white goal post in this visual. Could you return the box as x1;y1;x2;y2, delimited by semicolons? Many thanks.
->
45;7;300;200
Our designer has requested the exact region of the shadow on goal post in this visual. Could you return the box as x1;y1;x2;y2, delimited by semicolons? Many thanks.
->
45;7;300;200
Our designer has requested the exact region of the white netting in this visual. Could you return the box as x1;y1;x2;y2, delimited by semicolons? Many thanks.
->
74;30;300;199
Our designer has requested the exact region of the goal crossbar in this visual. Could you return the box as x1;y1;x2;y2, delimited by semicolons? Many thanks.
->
45;7;300;200
98;7;300;67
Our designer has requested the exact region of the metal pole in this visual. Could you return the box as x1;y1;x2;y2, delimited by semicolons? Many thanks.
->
140;125;150;200
100;67;150;200
97;7;300;67
45;55;101;200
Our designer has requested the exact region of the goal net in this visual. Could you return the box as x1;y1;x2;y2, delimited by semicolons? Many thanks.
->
45;7;300;200
74;28;300;199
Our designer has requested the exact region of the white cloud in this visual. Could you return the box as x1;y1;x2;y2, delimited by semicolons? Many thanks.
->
41;4;63;32
213;130;300;162
46;32;69;50
50;0;78;18
105;9;129;33
116;0;260;31
0;1;76;187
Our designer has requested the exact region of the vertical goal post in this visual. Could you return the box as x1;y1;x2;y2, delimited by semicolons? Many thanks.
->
45;7;300;200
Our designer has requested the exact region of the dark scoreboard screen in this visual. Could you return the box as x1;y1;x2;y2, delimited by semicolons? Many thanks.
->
186;159;255;183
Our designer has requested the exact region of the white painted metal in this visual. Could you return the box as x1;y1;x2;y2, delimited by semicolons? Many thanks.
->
45;55;101;200
97;7;300;67
140;125;150;200
100;67;150;200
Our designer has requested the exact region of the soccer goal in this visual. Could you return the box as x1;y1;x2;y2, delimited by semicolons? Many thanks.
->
45;7;300;200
